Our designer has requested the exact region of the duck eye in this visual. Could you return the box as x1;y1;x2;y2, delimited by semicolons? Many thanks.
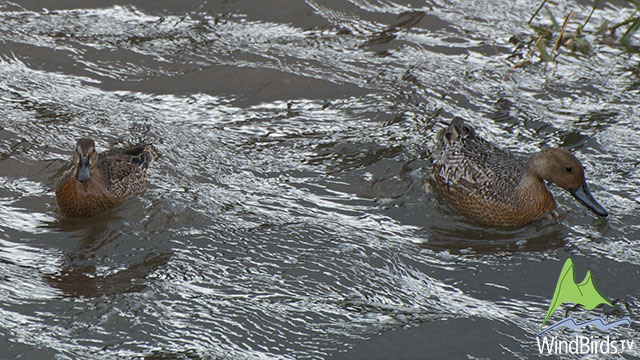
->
565;167;573;173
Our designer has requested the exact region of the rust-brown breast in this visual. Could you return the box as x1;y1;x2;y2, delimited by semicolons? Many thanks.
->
55;176;119;218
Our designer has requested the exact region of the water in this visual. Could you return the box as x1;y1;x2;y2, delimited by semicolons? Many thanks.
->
0;0;638;359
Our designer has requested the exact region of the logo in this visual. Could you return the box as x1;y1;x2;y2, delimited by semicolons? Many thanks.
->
536;258;634;355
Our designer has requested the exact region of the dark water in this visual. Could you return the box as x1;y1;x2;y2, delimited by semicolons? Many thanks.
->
0;0;639;359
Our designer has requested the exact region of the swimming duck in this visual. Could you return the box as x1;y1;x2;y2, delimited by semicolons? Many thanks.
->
55;138;153;218
429;118;608;226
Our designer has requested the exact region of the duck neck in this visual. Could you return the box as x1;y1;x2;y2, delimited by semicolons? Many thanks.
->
516;157;557;216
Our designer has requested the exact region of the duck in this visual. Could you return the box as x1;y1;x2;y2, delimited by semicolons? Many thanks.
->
55;138;153;218
429;118;608;226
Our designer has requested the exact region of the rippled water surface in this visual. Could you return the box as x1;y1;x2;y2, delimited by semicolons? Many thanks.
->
1;0;639;359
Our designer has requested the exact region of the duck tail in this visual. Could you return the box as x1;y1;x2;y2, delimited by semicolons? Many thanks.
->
117;144;154;169
436;117;475;147
133;147;154;169
449;117;474;138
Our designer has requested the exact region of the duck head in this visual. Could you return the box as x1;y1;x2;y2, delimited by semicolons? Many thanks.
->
529;148;608;218
73;138;98;182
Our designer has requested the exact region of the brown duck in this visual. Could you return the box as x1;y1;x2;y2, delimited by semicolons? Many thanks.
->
429;118;608;226
56;139;153;218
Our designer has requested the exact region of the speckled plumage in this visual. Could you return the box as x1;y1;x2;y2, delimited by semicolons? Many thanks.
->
56;139;153;218
429;118;607;226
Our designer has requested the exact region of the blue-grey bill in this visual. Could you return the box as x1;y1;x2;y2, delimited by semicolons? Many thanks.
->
76;157;90;182
570;182;608;217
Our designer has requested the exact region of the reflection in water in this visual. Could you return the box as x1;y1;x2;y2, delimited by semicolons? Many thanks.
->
423;222;567;255
0;0;638;359
44;217;171;298
46;252;170;297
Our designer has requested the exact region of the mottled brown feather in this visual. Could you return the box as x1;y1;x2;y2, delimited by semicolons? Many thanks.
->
55;139;153;218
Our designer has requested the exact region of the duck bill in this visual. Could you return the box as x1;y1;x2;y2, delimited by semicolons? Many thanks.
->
569;182;608;217
75;156;90;182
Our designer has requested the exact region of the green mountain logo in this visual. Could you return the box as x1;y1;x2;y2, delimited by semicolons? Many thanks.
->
541;258;612;329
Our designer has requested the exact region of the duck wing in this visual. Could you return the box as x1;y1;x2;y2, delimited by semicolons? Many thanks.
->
97;144;153;198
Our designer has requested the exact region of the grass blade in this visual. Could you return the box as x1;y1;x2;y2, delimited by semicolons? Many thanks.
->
620;16;640;44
